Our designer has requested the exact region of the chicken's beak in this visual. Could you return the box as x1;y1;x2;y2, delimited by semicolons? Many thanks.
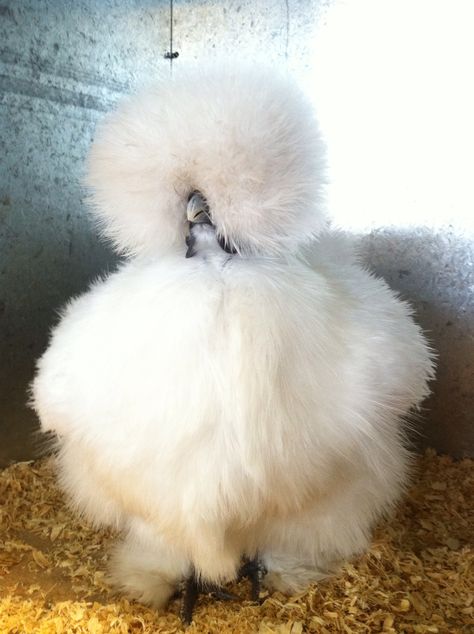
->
187;191;212;225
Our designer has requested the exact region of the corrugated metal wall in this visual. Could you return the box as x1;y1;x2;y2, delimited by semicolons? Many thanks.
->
1;0;472;465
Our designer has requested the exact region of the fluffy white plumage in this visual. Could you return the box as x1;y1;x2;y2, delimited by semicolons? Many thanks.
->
31;63;435;608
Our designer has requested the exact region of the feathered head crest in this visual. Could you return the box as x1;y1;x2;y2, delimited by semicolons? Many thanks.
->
86;62;327;257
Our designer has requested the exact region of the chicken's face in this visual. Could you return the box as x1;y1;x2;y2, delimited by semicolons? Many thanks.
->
86;63;327;260
185;191;237;259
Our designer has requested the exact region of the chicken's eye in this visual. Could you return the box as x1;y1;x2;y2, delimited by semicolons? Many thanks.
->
217;234;238;254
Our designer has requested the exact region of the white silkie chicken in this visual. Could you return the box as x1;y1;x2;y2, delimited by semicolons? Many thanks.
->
31;64;434;621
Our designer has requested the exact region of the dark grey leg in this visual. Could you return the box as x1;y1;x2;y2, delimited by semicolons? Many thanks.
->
238;556;267;602
179;556;267;624
180;573;199;625
179;570;239;625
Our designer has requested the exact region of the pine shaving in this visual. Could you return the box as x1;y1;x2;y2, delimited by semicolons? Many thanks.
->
0;450;472;633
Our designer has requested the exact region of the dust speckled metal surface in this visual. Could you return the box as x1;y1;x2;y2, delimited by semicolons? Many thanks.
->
0;0;169;465
360;228;473;458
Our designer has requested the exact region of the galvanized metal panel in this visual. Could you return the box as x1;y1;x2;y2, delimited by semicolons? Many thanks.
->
0;0;168;464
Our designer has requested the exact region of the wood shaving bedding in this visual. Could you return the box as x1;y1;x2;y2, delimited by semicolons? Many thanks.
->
0;450;472;633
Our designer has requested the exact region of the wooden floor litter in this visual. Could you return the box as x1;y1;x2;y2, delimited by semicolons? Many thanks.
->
0;450;472;633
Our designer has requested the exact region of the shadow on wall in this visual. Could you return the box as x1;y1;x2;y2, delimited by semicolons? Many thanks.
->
0;191;117;467
359;227;473;458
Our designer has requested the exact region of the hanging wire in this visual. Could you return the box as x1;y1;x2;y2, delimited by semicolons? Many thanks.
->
284;0;290;60
164;0;179;74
